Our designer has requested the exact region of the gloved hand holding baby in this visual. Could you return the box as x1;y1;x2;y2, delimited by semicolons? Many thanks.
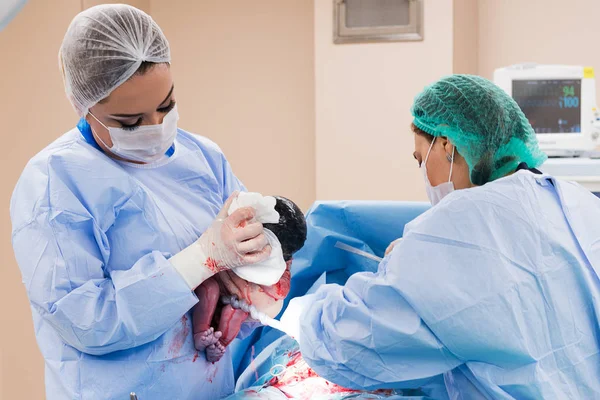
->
192;193;307;363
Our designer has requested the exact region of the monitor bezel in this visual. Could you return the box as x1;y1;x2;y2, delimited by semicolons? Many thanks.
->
494;65;597;156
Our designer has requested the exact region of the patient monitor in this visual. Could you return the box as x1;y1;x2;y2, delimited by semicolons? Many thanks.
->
494;64;600;157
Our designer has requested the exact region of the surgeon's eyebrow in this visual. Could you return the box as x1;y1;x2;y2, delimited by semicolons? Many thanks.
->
158;84;175;107
110;112;144;118
109;84;175;118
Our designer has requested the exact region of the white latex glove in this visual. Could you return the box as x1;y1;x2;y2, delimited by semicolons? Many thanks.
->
227;192;286;286
385;238;403;257
199;193;273;270
170;192;272;289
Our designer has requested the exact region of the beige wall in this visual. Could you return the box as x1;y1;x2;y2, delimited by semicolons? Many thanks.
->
453;0;478;75
151;0;316;211
478;0;600;152
83;0;150;13
478;0;600;93
314;0;454;202
1;1;82;399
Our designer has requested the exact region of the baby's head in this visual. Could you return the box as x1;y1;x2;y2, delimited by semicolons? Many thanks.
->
264;196;307;262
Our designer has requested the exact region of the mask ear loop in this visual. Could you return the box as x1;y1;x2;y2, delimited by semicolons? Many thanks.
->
88;111;109;130
87;112;113;150
424;136;437;167
447;145;455;182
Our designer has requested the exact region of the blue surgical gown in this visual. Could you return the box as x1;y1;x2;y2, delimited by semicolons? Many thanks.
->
10;126;250;399
297;171;600;399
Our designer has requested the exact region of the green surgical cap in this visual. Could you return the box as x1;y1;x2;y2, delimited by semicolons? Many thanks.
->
411;74;547;185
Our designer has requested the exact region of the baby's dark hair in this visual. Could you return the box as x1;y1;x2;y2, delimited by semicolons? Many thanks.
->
263;196;307;261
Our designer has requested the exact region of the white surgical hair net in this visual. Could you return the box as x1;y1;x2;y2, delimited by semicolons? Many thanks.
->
59;4;171;116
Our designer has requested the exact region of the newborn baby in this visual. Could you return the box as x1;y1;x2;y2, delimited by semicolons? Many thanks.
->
192;195;307;362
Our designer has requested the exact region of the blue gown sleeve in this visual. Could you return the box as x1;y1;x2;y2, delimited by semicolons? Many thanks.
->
12;209;199;356
298;256;462;391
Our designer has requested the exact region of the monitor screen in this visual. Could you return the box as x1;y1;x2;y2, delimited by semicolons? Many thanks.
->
512;79;581;134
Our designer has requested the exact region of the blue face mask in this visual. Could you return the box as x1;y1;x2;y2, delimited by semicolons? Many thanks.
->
422;137;455;206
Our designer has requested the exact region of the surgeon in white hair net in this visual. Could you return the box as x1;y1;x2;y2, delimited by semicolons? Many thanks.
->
10;4;278;399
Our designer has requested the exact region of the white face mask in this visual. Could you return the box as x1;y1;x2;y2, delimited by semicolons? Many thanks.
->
89;105;179;163
422;136;455;206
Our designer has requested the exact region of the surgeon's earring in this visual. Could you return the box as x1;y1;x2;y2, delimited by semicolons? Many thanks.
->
446;145;456;162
